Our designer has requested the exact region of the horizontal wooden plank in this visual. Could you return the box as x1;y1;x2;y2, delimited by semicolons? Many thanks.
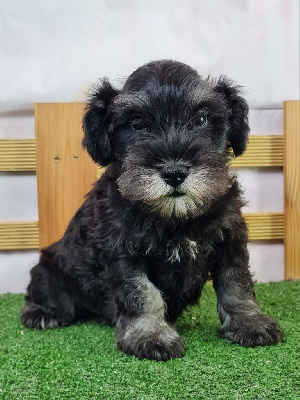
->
230;135;283;167
244;212;284;240
0;221;39;250
0;213;283;250
0;135;283;172
0;139;36;171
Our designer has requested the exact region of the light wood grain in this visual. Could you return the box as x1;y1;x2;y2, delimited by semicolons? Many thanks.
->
284;101;300;279
35;103;98;250
243;213;284;241
230;135;283;167
0;139;36;171
0;221;39;250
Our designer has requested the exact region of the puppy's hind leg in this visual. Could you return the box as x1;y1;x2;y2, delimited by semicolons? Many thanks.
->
21;261;75;330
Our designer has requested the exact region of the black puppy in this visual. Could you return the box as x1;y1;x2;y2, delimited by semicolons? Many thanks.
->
21;60;283;360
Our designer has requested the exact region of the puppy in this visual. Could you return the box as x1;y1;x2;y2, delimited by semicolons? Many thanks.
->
21;60;283;360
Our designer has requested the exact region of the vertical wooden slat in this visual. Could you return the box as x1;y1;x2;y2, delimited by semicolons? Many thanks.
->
35;103;98;250
284;101;300;279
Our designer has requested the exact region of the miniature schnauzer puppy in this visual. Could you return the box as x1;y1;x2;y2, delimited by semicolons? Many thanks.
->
21;60;283;360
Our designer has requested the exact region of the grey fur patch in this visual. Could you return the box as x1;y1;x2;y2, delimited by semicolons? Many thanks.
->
166;238;198;263
118;166;169;203
218;299;260;331
167;244;181;263
118;155;230;219
120;315;180;344
186;239;198;260
116;274;185;360
135;274;165;317
218;303;283;347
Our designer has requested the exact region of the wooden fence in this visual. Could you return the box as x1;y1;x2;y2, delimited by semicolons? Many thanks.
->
0;101;299;279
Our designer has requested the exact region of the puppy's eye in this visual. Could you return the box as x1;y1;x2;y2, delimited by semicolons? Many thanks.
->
195;115;208;127
131;121;144;131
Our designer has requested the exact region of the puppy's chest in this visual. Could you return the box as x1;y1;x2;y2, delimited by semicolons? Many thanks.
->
166;238;199;263
146;235;214;265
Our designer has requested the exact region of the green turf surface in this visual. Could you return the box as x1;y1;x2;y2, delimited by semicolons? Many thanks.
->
0;281;299;400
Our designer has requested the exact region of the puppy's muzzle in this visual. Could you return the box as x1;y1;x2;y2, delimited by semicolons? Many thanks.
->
160;164;189;188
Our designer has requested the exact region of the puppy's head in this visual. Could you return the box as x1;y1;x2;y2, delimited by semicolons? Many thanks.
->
83;60;249;219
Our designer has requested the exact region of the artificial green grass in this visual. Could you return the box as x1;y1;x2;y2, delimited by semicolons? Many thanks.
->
0;281;299;400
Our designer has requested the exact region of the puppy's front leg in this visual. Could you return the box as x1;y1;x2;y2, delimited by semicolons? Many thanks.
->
211;239;283;347
115;272;184;361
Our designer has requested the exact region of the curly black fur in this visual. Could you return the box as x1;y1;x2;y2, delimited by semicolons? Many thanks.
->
21;60;283;360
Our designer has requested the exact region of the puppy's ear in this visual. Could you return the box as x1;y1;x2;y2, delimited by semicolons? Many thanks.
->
214;76;249;157
82;79;119;166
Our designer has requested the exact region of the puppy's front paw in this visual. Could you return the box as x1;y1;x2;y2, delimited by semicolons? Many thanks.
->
116;316;185;361
219;313;283;347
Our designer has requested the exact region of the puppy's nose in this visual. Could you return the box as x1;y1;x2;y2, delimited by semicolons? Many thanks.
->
160;166;189;187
